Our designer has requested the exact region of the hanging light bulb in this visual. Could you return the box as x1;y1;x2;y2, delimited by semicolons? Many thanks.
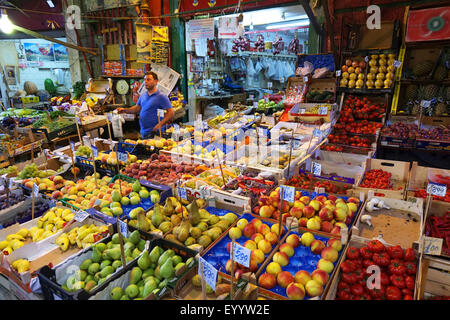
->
0;10;14;34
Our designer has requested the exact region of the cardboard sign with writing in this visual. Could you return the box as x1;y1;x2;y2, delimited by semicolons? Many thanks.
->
198;256;217;290
423;236;443;256
231;242;251;268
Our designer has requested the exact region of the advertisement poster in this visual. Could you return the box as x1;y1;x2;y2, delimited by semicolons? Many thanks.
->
136;23;152;64
24;43;54;61
54;44;69;61
186;18;215;40
218;16;239;39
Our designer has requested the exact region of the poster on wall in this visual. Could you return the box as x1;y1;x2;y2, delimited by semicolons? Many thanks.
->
136;23;152;64
4;66;17;85
218;16;240;39
406;6;450;42
54;44;69;61
186;18;215;40
24;43;54;62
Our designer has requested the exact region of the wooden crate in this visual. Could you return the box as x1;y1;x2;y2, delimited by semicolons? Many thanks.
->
422;199;450;259
353;158;411;199
351;194;424;250
407;162;449;204
418;256;450;300
325;236;422;300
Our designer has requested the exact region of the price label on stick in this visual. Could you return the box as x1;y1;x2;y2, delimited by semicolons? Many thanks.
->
231;242;251;268
75;117;82;125
8;178;13;190
300;108;306;114
313;128;322;138
264;97;269;103
427;183;447;197
70;140;75;152
336;70;341;77
157;109;165;118
253;102;258;108
198;257;218;290
117;151;128;163
118;220;128;238
303;76;308;83
74;210;89;223
107;113;113;122
312;161;322;176
177;187;187;200
91;146;98;158
393;60;402;68
267;82;272;89
281;185;295;203
318;107;328;115
293;139;301;149
423;236;443;255
32;183;39;197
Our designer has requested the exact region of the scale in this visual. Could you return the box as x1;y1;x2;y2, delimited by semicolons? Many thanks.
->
116;80;129;105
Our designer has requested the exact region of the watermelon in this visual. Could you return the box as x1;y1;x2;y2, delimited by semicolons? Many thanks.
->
44;78;56;95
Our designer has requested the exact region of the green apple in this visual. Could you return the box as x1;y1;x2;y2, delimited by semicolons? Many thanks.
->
121;197;130;206
130;196;141;205
111;207;123;217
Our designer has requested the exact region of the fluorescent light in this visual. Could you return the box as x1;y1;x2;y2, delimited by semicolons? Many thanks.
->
47;0;55;8
0;10;13;34
265;20;309;29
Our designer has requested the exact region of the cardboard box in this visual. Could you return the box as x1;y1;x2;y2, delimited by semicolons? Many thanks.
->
125;44;137;61
105;44;122;61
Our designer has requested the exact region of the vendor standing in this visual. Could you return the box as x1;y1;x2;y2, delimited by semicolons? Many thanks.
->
117;71;173;139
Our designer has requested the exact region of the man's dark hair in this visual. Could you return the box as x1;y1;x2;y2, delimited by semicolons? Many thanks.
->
145;71;158;81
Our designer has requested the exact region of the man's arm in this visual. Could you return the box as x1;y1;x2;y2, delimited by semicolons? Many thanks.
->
153;108;174;131
117;105;141;114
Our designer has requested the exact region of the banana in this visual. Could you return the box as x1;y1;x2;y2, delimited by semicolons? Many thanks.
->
16;228;29;238
0;240;9;250
56;236;69;251
12;259;30;273
10;240;24;250
82;233;95;244
77;228;91;241
68;232;77;245
6;234;25;242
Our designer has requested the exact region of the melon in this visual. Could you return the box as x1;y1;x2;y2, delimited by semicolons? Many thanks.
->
24;81;38;95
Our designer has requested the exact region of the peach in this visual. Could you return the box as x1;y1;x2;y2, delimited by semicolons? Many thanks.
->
319;208;333;221
236;218;249;230
271;223;285;236
347;202;358;214
243;223;256;238
286;282;305;300
266;262;282;277
315;195;327;203
251;233;264;243
259;205;273;218
335;222;348;232
228;227;242;240
327;195;338;202
333;208;347;222
321;247;339;263
294;270;312;286
225;259;233;273
306;217;321;231
258;272;276;289
277;271;294;288
289;206;303;219
285;234;300;248
305;279;323;297
317;258;334;274
324;199;335;206
312;269;329;286
272;251;289;267
257;239;272;254
299;217;308;228
279;243;295;257
302;206;315;219
244;240;257;251
251;249;265;264
265;232;278;245
309;200;321;211
331;226;341;236
299;196;310;204
310;240;326;254
257;224;270;236
327;238;343;251
251;218;262;230
320;221;333;233
247;259;259;273
347;197;360;204
301;232;315;247
293;200;305;209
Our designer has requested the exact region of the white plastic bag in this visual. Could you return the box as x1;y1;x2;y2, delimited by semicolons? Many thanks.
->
246;58;255;86
254;59;262;74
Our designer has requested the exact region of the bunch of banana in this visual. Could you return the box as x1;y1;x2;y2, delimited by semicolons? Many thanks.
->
11;259;30;273
0;228;29;254
56;224;109;251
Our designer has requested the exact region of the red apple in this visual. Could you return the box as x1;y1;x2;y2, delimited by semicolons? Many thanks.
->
243;223;256;238
299;217;308;228
331;226;341;236
320;221;333;233
319;208;333;221
302;206;315;219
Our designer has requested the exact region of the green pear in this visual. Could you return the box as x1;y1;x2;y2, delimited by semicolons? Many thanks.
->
142;268;154;280
151;204;164;228
120;295;130;300
105;248;122;261
158;278;168;289
111;233;120;244
95;242;107;253
91;248;102;263
142;278;157;299
100;260;112;269
137;239;146;252
125;284;139;298
149;246;160;263
132;181;141;193
129;267;143;285
171;255;182;266
132;248;142;259
124;242;135;252
137;251;151;270
100;266;115;278
129;230;141;245
112;260;122;270
159;259;174;279
88;263;100;275
110;287;123;300
80;259;92;271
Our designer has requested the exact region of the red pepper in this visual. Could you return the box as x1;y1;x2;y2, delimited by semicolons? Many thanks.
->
373;252;390;267
404;261;417;276
340;260;356;273
405;275;415;290
386;286;402;300
341;272;357;284
404;248;416;261
351;283;365;296
388;260;406;275
368;240;385;253
360;246;373;260
390;275;405;289
387;245;403;260
346;246;361;260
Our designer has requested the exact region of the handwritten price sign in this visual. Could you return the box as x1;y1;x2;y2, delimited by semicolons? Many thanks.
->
231;242;251;268
198;256;218;290
177;187;187;200
427;183;447;197
119;220;128;238
70;140;75;152
74;210;89;223
313;128;322;138
117;151;128;163
423;236;443;255
318;107;328;115
91;146;98;158
311;161;322;176
32;183;39;197
281;185;295;203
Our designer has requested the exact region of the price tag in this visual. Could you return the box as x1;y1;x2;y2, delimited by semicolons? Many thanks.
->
107;113;113;122
300;108;306;114
196;114;202;122
172;123;180;132
118;220;128;238
393;60;402;68
267;82;272;89
32;183;39;197
157;109;165;118
336;70;341;77
318;106;328;115
8;178;13;190
249;95;254;100
253;102;258;108
421;100;431;108
74;210;89;222
231;242;251;268
313;128;322;138
70;140;75;152
292;139;301;149
423;236;443;255
90;146;98;158
364;56;369;62
312;161;322;176
198;256;217;290
427;182;447;197
281;185;295;203
117;151;128;163
177;187;187;200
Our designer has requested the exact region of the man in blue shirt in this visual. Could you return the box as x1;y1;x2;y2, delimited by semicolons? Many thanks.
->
117;71;173;138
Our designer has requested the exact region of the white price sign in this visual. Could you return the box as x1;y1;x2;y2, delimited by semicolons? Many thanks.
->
157;109;165;118
281;185;295;203
423;236;443;256
8;178;13;190
198;256;218;290
303;76;308;82
264;97;269;103
313;128;322;138
91;146;98;158
118;220;128;238
231;242;251;268
312;161;322;176
107;113;113;122
365;56;369;62
292;139;301;149
70;140;75;152
421;100;431;108
318;107;328;115
117;151;128;163
427;183;447;197
196;114;202;122
393;60;402;68
336;70;341;77
172;123;180;133
74;210;89;222
177;187;187;200
32;183;39;197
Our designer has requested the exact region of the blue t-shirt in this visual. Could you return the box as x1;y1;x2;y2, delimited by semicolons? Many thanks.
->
137;90;172;138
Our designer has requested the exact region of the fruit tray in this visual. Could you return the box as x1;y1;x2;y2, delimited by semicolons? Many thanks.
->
297;53;335;73
201;213;279;278
0;196;52;228
256;230;344;300
31;123;78;142
87;237;197;300
37;229;148;300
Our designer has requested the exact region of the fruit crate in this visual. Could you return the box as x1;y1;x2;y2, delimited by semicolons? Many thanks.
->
301;158;364;185
380;114;420;148
353;158;411;199
351;194;424;250
401;47;442;81
0;196;52;228
415;117;450;151
288;103;337;123
324;236;422;300
37;229;148;300
87;237;197;300
31;123;78;143
423;199;450;259
417;255;450;300
407;163;450;203
318;143;376;166
305;78;337;103
255;229;345;300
